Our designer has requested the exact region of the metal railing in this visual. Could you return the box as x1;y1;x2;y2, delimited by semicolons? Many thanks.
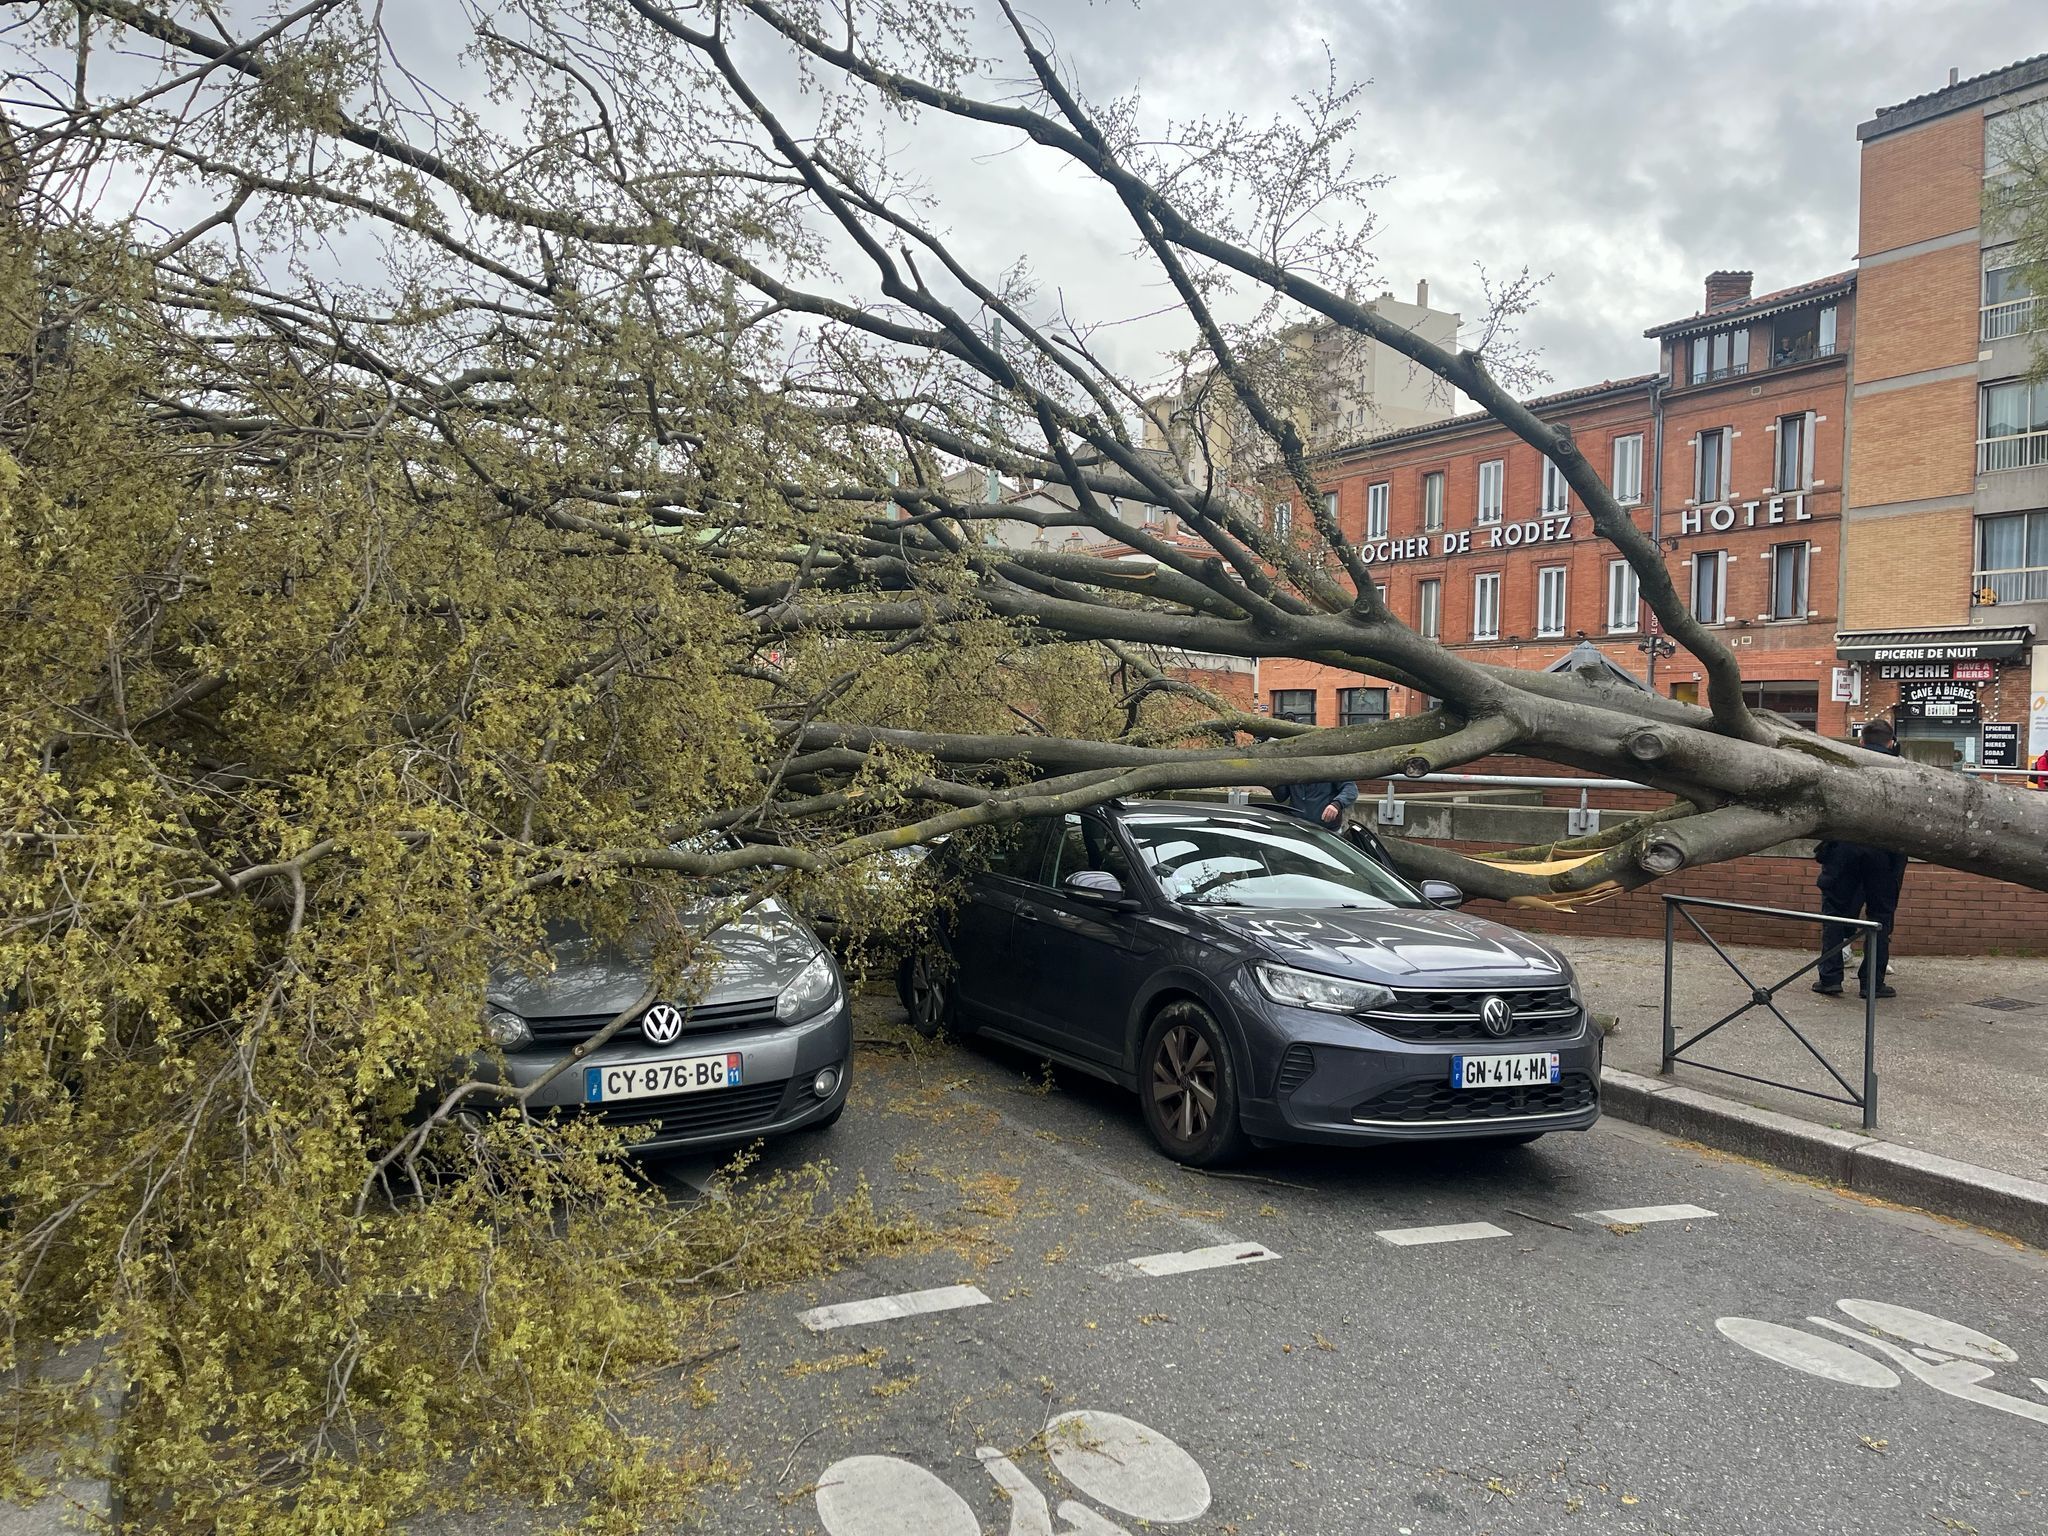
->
1372;771;1650;837
1971;562;2048;604
1978;429;2048;473
1982;296;2041;341
1660;894;1880;1130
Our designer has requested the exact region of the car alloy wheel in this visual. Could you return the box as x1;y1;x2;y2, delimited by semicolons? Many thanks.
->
1139;1001;1245;1166
902;949;953;1039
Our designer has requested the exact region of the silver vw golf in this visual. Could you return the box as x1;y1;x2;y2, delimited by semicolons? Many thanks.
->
477;899;851;1152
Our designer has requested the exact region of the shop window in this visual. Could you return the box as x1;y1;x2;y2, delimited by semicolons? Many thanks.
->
1740;681;1818;731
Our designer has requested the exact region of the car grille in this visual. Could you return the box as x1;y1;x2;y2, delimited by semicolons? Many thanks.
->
1350;1070;1597;1125
526;996;781;1045
1359;987;1579;1043
563;1079;791;1140
1275;1044;1317;1096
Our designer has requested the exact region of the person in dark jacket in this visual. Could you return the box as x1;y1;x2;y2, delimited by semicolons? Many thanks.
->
1269;778;1359;827
1813;719;1907;999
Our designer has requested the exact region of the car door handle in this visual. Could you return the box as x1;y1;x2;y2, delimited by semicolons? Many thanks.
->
1014;906;1043;923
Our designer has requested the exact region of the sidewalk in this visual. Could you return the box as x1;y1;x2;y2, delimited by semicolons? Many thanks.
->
1553;934;2048;1187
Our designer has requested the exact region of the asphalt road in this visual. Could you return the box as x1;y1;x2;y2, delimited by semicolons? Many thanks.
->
646;994;2048;1536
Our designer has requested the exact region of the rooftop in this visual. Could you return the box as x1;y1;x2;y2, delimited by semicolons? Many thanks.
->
1643;272;1855;340
1315;374;1659;462
1859;53;2048;141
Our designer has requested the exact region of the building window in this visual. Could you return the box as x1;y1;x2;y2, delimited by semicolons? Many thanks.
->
1536;565;1567;637
1983;264;2038;341
1690;550;1728;623
1142;504;1166;528
1539;458;1570;513
1979;379;2048;472
1270;689;1317;725
1611;434;1643;505
1320;489;1338;524
1477;459;1504;524
1374;581;1388;608
1769;541;1809;620
1976;509;2048;604
1472;572;1501;641
1366;481;1390;539
1606;559;1639;633
1272;501;1292;539
1422;471;1445;531
1688;327;1749;384
1771;307;1837;367
1693;427;1732;503
1338;686;1389;726
1417;578;1441;640
1775;412;1811;491
1741;681;1819;731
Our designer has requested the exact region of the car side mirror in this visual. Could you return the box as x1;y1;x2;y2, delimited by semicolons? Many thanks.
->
1421;879;1466;910
1062;870;1131;905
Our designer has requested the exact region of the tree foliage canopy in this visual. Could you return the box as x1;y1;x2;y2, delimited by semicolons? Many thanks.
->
5;2;2047;1530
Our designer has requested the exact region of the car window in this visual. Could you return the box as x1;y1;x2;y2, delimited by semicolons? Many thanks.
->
965;817;1055;884
1122;814;1425;910
1045;813;1134;889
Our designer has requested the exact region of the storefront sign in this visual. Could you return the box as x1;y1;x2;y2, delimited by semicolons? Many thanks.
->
1899;683;1981;722
1953;661;1996;683
1676;492;1809;537
1982;722;2022;769
1360;513;1573;566
1830;666;1860;704
1877;662;1952;681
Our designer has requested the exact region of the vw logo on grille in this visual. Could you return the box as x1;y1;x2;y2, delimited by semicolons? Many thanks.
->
640;1002;685;1045
1480;995;1515;1037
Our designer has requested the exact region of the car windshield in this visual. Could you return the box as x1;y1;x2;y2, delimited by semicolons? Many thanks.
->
1122;813;1426;910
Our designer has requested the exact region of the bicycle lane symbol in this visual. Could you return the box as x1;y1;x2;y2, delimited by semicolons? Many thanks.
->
814;1408;1211;1535
1717;1299;2048;1427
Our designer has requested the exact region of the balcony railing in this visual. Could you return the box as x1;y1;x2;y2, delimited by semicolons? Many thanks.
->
1973;564;2048;605
1982;296;2042;342
1978;428;2048;474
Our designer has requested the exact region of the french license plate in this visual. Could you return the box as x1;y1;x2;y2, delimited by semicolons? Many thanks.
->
1449;1052;1560;1089
584;1052;743;1103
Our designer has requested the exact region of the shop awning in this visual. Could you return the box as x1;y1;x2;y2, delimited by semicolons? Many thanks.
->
1833;625;2034;663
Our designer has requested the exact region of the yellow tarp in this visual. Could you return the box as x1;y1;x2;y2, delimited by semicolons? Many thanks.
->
1464;848;1626;911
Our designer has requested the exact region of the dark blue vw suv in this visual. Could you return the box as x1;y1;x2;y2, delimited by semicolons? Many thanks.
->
901;801;1601;1164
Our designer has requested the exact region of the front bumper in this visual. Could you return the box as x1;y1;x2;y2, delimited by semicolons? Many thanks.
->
1234;991;1603;1147
467;995;852;1152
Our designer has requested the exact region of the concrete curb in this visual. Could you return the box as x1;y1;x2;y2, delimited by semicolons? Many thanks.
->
1600;1066;2048;1249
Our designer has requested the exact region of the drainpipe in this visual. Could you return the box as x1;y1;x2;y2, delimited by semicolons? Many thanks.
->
1647;372;1667;692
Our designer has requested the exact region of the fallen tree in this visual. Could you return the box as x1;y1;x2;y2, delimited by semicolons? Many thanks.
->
5;1;2047;1529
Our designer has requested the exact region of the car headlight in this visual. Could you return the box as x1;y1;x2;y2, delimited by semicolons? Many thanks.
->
485;1007;532;1048
776;951;841;1022
1253;963;1397;1015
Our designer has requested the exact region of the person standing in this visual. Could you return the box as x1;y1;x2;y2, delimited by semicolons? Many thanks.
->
1812;719;1907;1000
2031;745;2048;790
1269;778;1359;828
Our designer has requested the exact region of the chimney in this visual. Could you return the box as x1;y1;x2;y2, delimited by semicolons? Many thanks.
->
1704;270;1753;311
1416;278;1430;309
1948;66;1959;86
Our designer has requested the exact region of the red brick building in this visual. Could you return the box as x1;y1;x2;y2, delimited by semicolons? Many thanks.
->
1257;270;1856;737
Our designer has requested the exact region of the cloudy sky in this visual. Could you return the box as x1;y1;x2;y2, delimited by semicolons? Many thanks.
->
866;0;2042;396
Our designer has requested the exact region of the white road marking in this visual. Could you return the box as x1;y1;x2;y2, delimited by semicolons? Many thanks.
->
1578;1203;1717;1225
1716;1317;1901;1388
1110;1242;1280;1277
1045;1409;1212;1523
799;1284;991;1333
1836;1299;2018;1362
815;1455;979;1536
1374;1221;1510;1247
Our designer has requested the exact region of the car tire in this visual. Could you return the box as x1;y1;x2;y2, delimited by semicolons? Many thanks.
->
899;947;956;1040
1138;1001;1247;1167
